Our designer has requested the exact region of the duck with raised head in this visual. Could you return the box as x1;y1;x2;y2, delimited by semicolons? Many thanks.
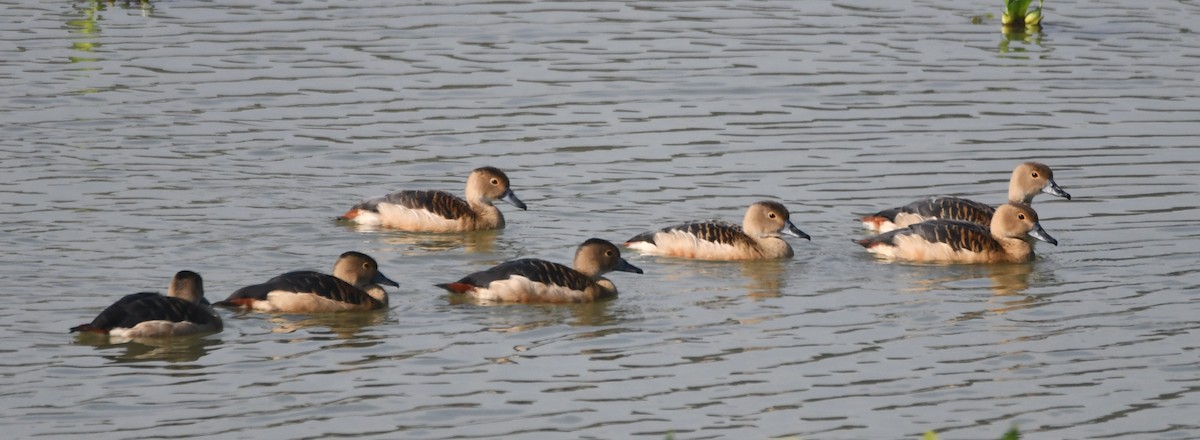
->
216;252;397;313
861;162;1071;233
70;271;222;338
857;202;1058;264
340;166;526;232
625;201;811;260
437;238;643;303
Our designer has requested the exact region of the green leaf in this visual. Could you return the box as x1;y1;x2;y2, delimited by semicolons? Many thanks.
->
999;427;1021;440
1005;0;1035;17
922;431;939;440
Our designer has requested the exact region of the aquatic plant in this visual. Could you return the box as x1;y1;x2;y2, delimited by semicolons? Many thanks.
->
1001;0;1043;29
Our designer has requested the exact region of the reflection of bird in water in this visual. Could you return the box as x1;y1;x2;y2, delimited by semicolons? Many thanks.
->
897;263;1041;321
265;311;389;339
345;227;500;254
739;259;788;299
447;299;621;332
903;262;1035;297
80;336;221;363
985;263;1034;297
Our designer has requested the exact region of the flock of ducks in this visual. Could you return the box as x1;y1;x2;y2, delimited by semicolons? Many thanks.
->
70;163;1071;340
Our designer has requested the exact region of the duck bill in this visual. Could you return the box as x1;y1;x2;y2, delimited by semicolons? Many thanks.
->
1027;222;1058;246
614;258;644;274
782;221;811;240
1043;179;1071;200
502;189;527;210
372;271;400;287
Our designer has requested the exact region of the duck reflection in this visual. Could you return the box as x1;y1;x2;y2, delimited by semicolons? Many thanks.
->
341;222;499;254
75;335;220;363
632;257;789;300
446;297;621;330
905;262;1035;297
738;259;788;299
264;311;389;339
897;262;1043;320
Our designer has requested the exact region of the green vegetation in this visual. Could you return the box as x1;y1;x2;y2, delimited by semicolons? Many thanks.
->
1001;0;1043;29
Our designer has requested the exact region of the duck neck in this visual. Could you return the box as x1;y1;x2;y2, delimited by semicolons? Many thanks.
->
1007;169;1037;204
594;278;618;298
468;199;503;228
1008;186;1036;204
332;266;364;289
573;256;602;279
995;235;1034;263
363;285;389;306
752;235;794;259
168;281;203;304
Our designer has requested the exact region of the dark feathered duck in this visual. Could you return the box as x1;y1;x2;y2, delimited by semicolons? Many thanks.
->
70;271;222;338
437;238;642;303
216;252;397;313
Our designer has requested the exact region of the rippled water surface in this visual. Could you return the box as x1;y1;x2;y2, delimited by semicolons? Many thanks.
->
3;0;1199;438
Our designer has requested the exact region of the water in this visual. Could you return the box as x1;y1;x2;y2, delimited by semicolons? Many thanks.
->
3;0;1199;438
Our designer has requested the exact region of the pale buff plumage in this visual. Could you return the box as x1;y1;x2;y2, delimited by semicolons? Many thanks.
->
859;203;1058;264
862;162;1071;233
625;201;811;260
341;167;526;232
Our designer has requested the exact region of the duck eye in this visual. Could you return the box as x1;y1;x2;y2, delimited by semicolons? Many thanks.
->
1018;214;1026;220
1031;172;1039;178
491;178;499;185
605;250;614;256
768;213;777;219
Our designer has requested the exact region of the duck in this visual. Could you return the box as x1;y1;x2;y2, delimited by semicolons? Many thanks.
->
861;162;1071;233
624;201;811;260
436;238;643;303
70;271;222;338
857;202;1057;264
215;251;397;313
339;166;527;232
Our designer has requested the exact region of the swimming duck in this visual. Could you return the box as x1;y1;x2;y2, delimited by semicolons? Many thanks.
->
70;271;222;338
436;238;643;303
624;201;811;260
857;202;1057;264
861;162;1070;233
215;252;397;312
340;166;526;232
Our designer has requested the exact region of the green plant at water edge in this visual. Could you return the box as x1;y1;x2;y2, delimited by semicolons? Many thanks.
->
1001;0;1043;29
